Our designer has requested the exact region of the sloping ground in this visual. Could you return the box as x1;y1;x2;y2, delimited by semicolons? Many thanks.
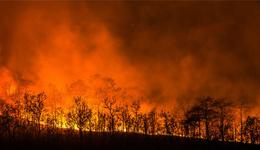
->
1;131;260;149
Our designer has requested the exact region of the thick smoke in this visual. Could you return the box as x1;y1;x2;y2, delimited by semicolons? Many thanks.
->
1;2;260;110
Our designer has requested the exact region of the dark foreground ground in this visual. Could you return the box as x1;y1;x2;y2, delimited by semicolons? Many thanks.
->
1;131;260;149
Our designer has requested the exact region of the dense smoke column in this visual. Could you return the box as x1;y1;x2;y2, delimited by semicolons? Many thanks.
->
0;2;260;109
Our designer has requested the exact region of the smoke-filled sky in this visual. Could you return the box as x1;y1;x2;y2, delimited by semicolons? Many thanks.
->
1;1;260;108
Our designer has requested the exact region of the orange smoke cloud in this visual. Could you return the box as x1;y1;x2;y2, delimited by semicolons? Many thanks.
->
0;2;260;112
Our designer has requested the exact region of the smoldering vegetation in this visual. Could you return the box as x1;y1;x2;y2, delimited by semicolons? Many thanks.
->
0;74;260;149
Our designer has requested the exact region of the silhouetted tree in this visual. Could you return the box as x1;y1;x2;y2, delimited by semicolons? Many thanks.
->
181;111;190;137
0;103;15;141
148;107;158;135
244;116;259;144
140;113;149;135
69;96;92;147
24;92;46;137
11;99;27;140
56;107;65;131
66;109;75;129
160;109;171;135
0;99;26;142
184;112;198;137
98;112;107;132
214;98;234;141
235;101;252;143
198;96;217;140
131;99;141;132
102;96;119;133
169;114;177;136
185;105;202;138
98;77;121;133
43;110;55;136
118;104;130;132
48;84;63;133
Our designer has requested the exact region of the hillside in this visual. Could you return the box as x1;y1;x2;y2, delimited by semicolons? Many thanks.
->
1;130;260;149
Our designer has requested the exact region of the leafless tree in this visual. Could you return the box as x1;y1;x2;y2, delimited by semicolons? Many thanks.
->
160;109;171;135
140;112;149;135
214;98;235;141
235;100;252;143
118;104;130;132
24;92;46;137
69;96;92;146
102;96;119;133
148;107;158;135
185;105;202;138
198;96;217;140
244;116;259;144
131;99;141;132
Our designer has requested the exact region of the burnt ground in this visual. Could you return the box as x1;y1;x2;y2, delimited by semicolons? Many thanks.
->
1;131;260;150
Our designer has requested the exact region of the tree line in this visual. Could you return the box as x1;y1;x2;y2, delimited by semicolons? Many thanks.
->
0;74;260;146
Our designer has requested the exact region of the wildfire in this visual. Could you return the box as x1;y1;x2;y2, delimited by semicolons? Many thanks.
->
1;82;260;145
0;2;260;147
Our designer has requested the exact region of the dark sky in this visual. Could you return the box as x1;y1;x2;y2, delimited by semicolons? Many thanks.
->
1;1;260;108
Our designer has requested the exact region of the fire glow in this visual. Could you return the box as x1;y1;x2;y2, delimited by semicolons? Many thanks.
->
1;1;260;147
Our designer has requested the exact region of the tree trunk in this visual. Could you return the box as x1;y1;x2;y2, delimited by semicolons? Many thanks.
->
37;116;41;138
240;112;243;143
221;109;224;141
198;111;201;138
111;115;114;133
136;112;139;132
234;124;236;141
79;128;83;147
206;118;209;140
256;122;259;144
